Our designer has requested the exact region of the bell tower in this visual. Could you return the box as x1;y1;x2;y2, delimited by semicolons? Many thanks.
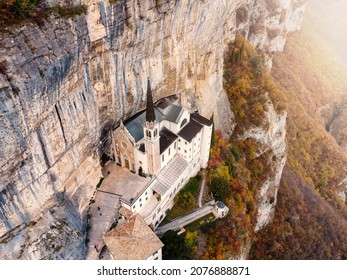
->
143;79;160;175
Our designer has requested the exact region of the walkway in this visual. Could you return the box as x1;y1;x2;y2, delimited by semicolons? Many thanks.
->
155;201;215;236
86;162;151;260
86;191;121;260
198;170;207;207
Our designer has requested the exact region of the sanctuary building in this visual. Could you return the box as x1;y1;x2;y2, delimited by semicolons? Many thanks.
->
110;81;213;228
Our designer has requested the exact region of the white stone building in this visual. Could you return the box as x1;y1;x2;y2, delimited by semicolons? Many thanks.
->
111;80;213;228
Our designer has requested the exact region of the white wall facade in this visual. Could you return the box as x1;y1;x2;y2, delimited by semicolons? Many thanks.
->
199;125;213;168
146;248;163;260
135;146;148;174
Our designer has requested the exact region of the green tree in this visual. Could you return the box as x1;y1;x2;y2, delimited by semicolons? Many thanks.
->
210;175;230;201
184;230;198;257
160;231;191;259
175;191;195;209
249;56;264;77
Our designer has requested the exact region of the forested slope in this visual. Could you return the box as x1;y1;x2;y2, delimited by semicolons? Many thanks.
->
250;3;347;259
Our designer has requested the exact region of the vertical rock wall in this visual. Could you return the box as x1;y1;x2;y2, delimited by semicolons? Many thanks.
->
0;0;306;259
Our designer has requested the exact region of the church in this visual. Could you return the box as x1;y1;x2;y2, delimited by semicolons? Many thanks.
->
111;80;213;228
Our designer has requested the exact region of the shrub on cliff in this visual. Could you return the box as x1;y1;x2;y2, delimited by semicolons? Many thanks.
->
0;61;7;75
0;0;87;27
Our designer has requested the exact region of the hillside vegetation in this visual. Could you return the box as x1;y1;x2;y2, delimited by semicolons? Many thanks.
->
0;0;87;27
250;5;347;259
162;35;285;259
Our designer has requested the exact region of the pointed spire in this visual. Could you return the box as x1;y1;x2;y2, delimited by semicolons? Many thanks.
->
145;79;156;122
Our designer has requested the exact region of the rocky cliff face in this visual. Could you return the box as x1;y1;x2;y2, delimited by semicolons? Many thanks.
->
0;0;305;259
240;100;287;232
328;103;347;204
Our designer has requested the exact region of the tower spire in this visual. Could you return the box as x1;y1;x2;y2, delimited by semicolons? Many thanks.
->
146;79;156;122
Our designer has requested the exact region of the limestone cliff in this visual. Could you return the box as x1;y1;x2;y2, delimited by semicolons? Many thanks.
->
0;0;305;259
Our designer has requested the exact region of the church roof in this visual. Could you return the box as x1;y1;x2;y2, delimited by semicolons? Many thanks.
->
124;109;165;142
178;119;203;142
122;96;192;144
191;112;213;126
156;95;179;110
125;111;146;142
159;128;178;154
103;214;163;260
166;104;183;123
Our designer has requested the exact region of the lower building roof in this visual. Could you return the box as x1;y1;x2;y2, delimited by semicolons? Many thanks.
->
152;155;188;196
178;119;203;142
118;206;133;218
103;214;163;260
191;112;213;126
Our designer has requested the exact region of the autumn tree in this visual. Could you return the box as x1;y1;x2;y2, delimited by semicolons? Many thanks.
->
0;0;16;23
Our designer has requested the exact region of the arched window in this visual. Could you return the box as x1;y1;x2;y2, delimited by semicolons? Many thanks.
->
154;129;158;137
146;130;152;138
180;118;188;128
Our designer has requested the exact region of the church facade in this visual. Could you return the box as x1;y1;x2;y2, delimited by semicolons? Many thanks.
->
111;81;213;228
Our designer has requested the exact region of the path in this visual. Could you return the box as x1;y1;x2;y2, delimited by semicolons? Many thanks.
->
198;170;207;207
155;201;215;236
85;191;121;260
86;162;151;260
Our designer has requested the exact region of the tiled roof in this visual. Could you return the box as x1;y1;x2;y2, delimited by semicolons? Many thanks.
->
103;214;163;260
118;206;133;218
160;128;178;154
178;119;203;142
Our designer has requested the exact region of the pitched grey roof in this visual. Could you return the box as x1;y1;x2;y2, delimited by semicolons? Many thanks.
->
152;181;169;196
178;119;203;142
125;111;146;142
191;112;213;126
152;155;188;196
124;109;165;142
217;201;226;209
166;105;183;123
123;97;185;143
156;95;180;111
159;128;178;154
